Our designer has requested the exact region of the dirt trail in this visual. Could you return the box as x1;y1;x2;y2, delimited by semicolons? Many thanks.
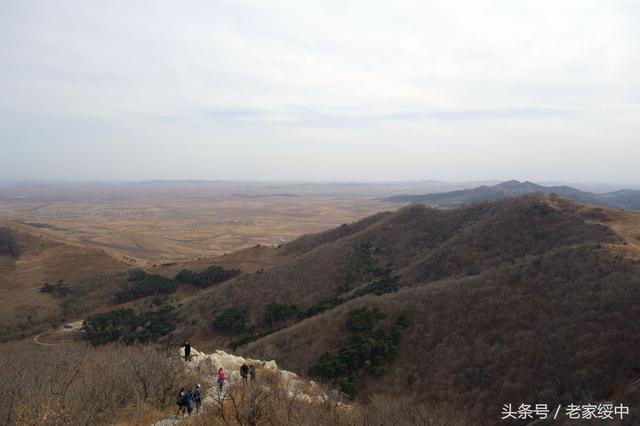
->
32;321;82;346
32;333;63;346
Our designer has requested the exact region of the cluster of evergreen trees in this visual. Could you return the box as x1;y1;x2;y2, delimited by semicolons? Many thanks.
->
298;297;344;319
227;304;299;349
114;265;240;303
339;243;391;292
212;308;248;333
115;270;178;302
83;306;177;346
264;303;299;326
40;280;71;297
350;275;399;298
175;265;240;287
309;307;410;397
298;274;400;319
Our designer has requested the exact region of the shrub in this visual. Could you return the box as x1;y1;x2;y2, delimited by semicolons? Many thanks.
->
296;275;400;321
350;275;400;298
175;265;240;287
83;306;177;346
265;303;298;326
298;298;345;319
115;270;178;302
310;308;410;398
345;307;385;334
40;280;71;297
339;243;389;292
213;308;248;333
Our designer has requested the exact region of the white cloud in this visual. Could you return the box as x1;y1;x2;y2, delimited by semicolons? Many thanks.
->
0;0;638;182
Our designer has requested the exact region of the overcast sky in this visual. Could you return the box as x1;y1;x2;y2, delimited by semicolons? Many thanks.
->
1;0;639;183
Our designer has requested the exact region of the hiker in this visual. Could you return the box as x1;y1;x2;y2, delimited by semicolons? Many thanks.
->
217;367;226;392
176;387;187;416
240;363;249;384
183;340;191;361
183;388;194;416
193;384;202;412
249;365;256;382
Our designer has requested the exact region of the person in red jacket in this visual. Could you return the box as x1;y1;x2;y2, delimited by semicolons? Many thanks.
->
217;368;226;392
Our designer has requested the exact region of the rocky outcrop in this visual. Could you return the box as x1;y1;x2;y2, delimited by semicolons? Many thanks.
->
179;347;279;381
153;347;329;425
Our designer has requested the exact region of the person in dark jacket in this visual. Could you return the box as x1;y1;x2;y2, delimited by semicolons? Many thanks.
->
183;340;191;361
193;384;202;412
249;365;256;382
240;364;249;384
176;387;187;416
183;388;194;416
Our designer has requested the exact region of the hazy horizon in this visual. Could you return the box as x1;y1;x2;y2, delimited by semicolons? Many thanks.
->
2;1;639;182
2;178;640;193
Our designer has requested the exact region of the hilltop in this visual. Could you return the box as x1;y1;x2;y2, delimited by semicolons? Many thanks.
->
385;180;640;211
168;195;640;421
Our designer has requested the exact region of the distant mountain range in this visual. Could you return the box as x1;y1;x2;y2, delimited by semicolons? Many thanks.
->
385;180;640;211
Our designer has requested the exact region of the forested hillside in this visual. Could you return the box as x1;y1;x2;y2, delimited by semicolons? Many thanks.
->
173;196;640;422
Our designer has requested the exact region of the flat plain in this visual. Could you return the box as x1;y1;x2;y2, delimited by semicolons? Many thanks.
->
0;181;485;264
0;181;396;265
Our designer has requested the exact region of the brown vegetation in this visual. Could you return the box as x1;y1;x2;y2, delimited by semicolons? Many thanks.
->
0;341;468;425
182;381;465;426
173;196;640;423
0;341;198;425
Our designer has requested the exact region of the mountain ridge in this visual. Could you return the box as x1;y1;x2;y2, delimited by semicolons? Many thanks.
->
169;195;640;420
384;180;640;211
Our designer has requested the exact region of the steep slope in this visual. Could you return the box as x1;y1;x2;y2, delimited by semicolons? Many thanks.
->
175;196;640;422
385;180;640;211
